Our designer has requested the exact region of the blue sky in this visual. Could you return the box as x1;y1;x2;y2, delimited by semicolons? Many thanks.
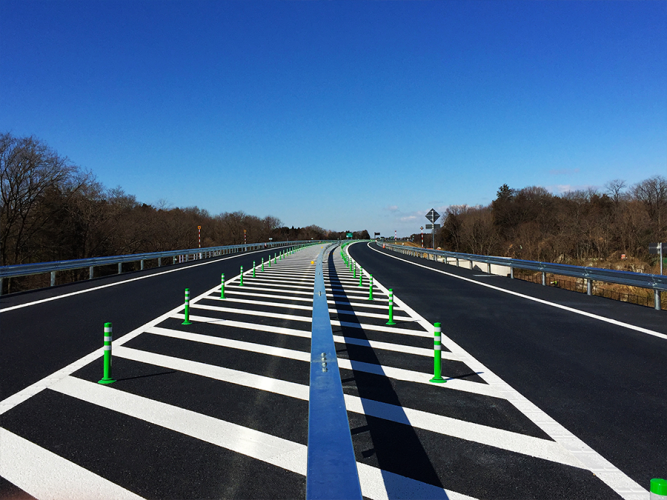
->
2;0;666;237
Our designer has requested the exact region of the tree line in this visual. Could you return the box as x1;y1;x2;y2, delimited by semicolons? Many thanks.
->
423;177;667;269
0;132;368;271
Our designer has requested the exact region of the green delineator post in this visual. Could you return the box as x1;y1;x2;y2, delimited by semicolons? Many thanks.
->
240;266;244;286
221;273;225;299
253;261;256;277
353;263;357;279
429;323;446;383
651;479;667;498
262;257;265;271
358;267;363;286
98;322;115;384
182;288;192;325
386;289;396;326
368;275;374;301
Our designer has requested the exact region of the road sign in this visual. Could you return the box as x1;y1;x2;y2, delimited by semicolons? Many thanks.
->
649;243;666;254
374;232;380;236
346;232;353;239
425;208;440;223
425;224;440;230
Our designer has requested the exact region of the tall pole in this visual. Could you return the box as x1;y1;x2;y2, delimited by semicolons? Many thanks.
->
394;229;397;241
198;226;201;248
421;226;424;248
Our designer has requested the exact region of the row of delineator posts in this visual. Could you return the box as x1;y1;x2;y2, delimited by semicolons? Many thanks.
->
341;245;667;497
95;245;306;384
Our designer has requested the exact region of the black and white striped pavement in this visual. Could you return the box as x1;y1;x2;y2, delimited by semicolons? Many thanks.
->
329;246;646;500
0;243;648;499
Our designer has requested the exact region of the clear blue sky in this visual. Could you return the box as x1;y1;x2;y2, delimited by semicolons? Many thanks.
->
2;0;666;237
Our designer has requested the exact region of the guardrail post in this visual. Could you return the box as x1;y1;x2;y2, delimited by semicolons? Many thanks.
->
429;323;445;383
386;289;396;326
158;257;162;267
182;288;192;325
141;259;145;271
456;258;459;267
487;263;491;274
655;290;661;311
50;271;56;286
542;272;546;286
368;275;373;301
89;266;94;279
651;478;667;498
0;277;3;296
510;267;514;279
587;279;592;295
221;274;225;299
118;263;122;274
469;260;473;270
98;322;116;384
240;266;244;286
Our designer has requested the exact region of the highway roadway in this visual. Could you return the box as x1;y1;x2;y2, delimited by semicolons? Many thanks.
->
347;240;667;499
1;240;664;499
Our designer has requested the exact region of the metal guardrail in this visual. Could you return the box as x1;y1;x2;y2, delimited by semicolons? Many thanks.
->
377;242;667;310
0;240;325;295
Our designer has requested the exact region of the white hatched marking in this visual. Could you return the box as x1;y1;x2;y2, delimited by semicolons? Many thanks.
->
146;327;311;360
115;346;579;469
331;320;432;338
331;308;411;321
0;427;145;500
190;303;312;323
350;243;648;499
204;295;313;311
216;289;313;303
172;313;311;334
50;376;474;500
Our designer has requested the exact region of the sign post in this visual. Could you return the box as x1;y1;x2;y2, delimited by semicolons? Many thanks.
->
425;209;440;250
649;242;666;275
420;226;424;248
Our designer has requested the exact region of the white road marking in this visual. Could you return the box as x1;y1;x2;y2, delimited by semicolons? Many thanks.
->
0;247;276;313
113;346;579;469
49;376;474;500
0;427;145;500
190;303;312;323
368;242;667;341
349;243;649;499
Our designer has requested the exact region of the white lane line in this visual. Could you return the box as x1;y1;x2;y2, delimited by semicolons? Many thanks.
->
51;376;308;475
367;243;667;341
219;290;313;303
203;295;314;311
190;303;312;323
171;313;311;333
235;280;313;291
338;359;500;398
331;320;432;338
0;427;145;500
113;347;577;469
342;397;584;469
352;243;648;499
115;346;310;400
226;285;313;297
332;308;412;321
0;248;273;313
51;376;474;500
145;327;311;360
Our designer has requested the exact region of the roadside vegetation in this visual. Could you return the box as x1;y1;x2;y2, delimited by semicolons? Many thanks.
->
0;133;368;293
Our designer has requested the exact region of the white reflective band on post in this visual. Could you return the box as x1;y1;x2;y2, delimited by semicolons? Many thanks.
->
104;337;112;342
434;335;441;342
435;327;441;333
103;345;111;351
104;327;112;333
434;345;441;350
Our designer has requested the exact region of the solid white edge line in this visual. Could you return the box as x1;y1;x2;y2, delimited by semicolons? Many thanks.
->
0;427;145;500
349;242;648;498
367;243;667;341
0;246;287;313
